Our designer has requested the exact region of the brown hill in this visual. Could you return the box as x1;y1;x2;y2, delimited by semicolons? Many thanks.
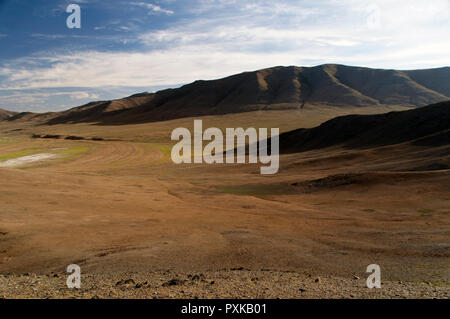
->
278;100;450;153
4;64;450;124
44;94;154;124
0;108;17;120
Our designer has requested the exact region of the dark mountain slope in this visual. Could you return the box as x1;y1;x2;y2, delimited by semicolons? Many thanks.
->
405;67;450;97
279;100;450;153
45;94;154;124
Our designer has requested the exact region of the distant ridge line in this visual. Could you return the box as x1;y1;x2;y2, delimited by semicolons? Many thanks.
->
2;64;450;125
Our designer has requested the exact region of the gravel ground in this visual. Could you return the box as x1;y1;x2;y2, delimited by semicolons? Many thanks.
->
0;270;448;299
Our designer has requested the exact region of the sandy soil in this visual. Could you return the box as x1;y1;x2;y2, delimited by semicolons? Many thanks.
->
0;109;448;298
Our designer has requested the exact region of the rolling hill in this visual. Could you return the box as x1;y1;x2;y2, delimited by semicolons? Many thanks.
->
278;100;450;153
4;64;450;125
0;108;17;120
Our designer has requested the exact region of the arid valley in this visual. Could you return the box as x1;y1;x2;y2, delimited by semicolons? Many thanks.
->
0;66;449;298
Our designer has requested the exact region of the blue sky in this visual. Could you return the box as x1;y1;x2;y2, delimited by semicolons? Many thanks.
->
0;0;449;112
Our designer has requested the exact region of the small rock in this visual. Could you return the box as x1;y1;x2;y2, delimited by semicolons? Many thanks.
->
299;288;306;293
191;274;205;281
115;279;135;286
162;278;185;287
353;275;360;280
134;281;148;288
314;277;321;283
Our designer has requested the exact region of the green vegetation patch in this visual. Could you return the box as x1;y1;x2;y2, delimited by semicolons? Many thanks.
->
0;149;41;161
59;146;89;154
57;146;90;158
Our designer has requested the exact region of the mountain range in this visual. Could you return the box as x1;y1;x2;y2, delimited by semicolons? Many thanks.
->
2;64;450;124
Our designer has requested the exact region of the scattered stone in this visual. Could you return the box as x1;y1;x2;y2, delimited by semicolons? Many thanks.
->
314;277;321;283
353;275;360;280
162;278;185;287
135;281;148;289
115;279;135;286
190;274;205;281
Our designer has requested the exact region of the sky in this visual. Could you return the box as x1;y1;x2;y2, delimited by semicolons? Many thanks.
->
0;0;449;112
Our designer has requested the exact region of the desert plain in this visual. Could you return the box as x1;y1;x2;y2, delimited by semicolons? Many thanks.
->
0;104;449;298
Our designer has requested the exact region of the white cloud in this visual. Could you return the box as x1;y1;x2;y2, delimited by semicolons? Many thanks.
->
0;91;99;106
0;48;306;90
129;2;174;15
0;0;449;103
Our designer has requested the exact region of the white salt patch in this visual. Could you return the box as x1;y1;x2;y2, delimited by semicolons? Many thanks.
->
0;153;58;168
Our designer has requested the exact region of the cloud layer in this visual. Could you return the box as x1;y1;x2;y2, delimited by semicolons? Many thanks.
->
0;0;449;111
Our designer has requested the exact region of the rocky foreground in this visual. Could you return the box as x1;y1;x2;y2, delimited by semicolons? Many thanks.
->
0;270;448;299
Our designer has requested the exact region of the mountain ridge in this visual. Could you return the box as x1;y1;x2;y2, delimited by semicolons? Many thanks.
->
3;64;450;125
